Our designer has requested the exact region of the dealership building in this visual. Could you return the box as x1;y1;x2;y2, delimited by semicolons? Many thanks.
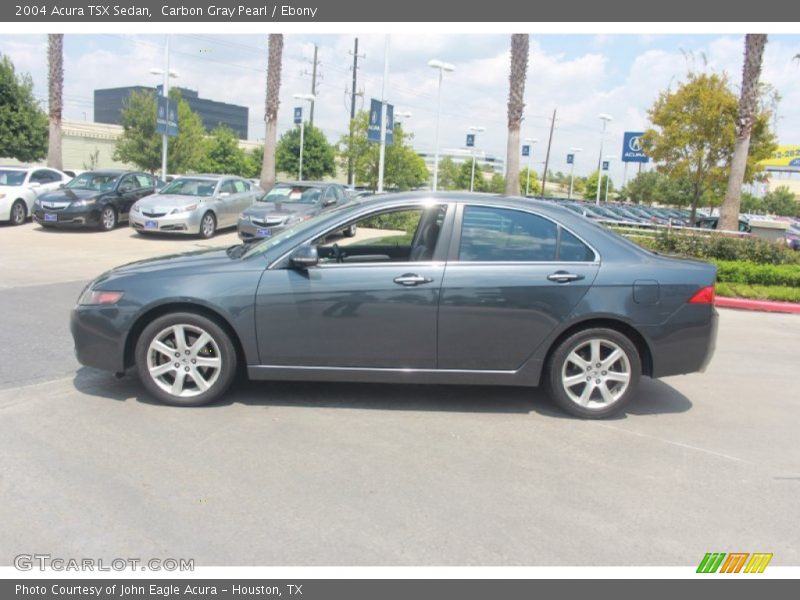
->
94;86;249;139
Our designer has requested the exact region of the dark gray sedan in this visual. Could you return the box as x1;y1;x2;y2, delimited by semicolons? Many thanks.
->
71;193;718;418
237;181;354;241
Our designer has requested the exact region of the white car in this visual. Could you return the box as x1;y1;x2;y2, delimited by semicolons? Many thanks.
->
0;166;73;225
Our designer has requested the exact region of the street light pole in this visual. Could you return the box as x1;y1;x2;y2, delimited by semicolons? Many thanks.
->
603;155;616;202
428;59;455;191
292;93;316;182
149;36;177;180
595;114;613;205
377;35;390;193
524;137;539;196
567;147;582;200
468;125;485;192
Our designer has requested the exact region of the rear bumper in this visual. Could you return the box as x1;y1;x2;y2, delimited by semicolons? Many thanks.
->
643;305;718;378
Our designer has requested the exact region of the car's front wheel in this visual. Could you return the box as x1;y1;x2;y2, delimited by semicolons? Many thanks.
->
546;327;641;419
10;200;27;225
99;205;117;231
134;312;238;407
199;212;216;239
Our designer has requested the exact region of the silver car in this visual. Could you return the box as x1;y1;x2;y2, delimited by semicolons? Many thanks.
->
130;175;259;238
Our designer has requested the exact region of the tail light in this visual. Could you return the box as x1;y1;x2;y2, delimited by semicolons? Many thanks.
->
688;285;715;305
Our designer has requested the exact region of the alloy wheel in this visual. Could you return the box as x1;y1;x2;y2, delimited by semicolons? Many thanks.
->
11;201;26;225
201;213;216;238
561;338;631;409
101;207;116;230
146;324;222;398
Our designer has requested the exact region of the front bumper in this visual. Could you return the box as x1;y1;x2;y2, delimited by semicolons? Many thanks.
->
70;304;129;373
33;205;101;228
129;210;202;235
237;218;289;241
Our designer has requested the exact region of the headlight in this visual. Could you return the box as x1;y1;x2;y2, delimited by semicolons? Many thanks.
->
71;198;96;208
170;203;198;214
239;214;250;223
133;204;141;213
78;289;124;306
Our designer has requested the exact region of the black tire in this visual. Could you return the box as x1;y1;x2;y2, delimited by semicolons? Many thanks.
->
134;312;238;407
343;223;357;238
10;200;27;225
99;205;117;231
546;327;641;419
199;211;216;239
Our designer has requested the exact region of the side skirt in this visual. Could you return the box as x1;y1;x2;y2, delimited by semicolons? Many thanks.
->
247;361;543;387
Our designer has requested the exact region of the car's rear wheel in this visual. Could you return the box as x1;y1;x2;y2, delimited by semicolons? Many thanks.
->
100;205;117;231
546;327;641;419
134;312;237;407
10;200;26;225
199;212;216;239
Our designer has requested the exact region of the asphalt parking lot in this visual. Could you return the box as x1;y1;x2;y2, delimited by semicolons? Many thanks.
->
0;219;798;566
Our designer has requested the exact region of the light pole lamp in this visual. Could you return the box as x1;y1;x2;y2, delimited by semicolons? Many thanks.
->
567;147;582;200
595;113;613;205
149;37;179;181
428;59;455;191
468;125;485;192
293;93;316;181
524;137;539;197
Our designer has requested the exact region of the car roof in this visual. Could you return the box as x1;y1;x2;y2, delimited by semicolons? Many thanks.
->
276;181;333;187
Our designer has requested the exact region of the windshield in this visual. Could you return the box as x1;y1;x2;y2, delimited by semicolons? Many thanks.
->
66;172;118;191
259;185;323;204
242;200;359;259
159;178;217;197
0;169;26;186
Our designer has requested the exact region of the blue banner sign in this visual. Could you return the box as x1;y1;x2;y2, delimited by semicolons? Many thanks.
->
602;161;610;171
155;96;178;137
521;144;530;157
566;153;574;165
466;133;475;148
368;98;394;144
293;106;302;125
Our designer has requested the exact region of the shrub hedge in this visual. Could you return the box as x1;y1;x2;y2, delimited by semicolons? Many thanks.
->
711;260;800;288
632;230;800;265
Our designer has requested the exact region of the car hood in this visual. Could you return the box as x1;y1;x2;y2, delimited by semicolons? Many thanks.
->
39;188;101;203
242;201;318;219
135;194;208;209
95;248;241;284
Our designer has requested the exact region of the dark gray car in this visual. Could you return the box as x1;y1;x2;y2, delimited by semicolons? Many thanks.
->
237;181;354;241
71;193;718;418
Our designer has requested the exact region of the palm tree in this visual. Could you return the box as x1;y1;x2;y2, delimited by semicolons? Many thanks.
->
719;34;767;231
504;34;529;196
47;34;64;170
260;34;284;191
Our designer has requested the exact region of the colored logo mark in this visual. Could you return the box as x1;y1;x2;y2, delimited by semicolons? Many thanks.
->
697;552;773;573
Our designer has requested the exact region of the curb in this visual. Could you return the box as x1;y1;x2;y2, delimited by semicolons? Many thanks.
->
716;296;800;315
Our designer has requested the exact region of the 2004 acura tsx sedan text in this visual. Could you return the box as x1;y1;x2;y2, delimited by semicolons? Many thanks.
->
70;193;718;418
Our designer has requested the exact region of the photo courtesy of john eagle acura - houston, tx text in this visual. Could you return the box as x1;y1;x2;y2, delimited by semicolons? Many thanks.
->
70;193;718;419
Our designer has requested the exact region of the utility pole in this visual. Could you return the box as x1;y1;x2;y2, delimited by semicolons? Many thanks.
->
308;44;320;125
347;37;363;187
540;108;556;196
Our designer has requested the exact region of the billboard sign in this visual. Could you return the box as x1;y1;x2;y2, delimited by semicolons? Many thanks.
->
368;98;394;144
622;131;649;163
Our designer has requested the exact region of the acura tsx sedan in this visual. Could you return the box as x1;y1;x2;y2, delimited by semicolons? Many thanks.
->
70;193;718;418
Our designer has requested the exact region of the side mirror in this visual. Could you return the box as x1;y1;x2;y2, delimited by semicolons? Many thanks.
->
322;197;336;207
290;245;319;269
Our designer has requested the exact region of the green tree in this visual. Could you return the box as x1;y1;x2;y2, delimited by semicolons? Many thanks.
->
436;157;460;190
197;126;249;176
739;191;764;214
276;122;336;180
0;55;47;163
763;186;799;216
642;72;776;223
246;146;264;179
113;88;205;174
338;111;428;191
624;171;663;204
489;172;506;194
582;171;613;201
455;160;488;192
519;167;540;196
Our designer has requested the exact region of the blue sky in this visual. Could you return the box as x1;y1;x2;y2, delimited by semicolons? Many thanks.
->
2;33;800;183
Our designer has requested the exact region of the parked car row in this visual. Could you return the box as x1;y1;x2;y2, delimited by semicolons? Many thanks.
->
5;168;356;240
555;200;699;227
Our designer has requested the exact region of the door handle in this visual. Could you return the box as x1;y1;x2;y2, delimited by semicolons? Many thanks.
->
547;271;585;283
393;273;433;286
